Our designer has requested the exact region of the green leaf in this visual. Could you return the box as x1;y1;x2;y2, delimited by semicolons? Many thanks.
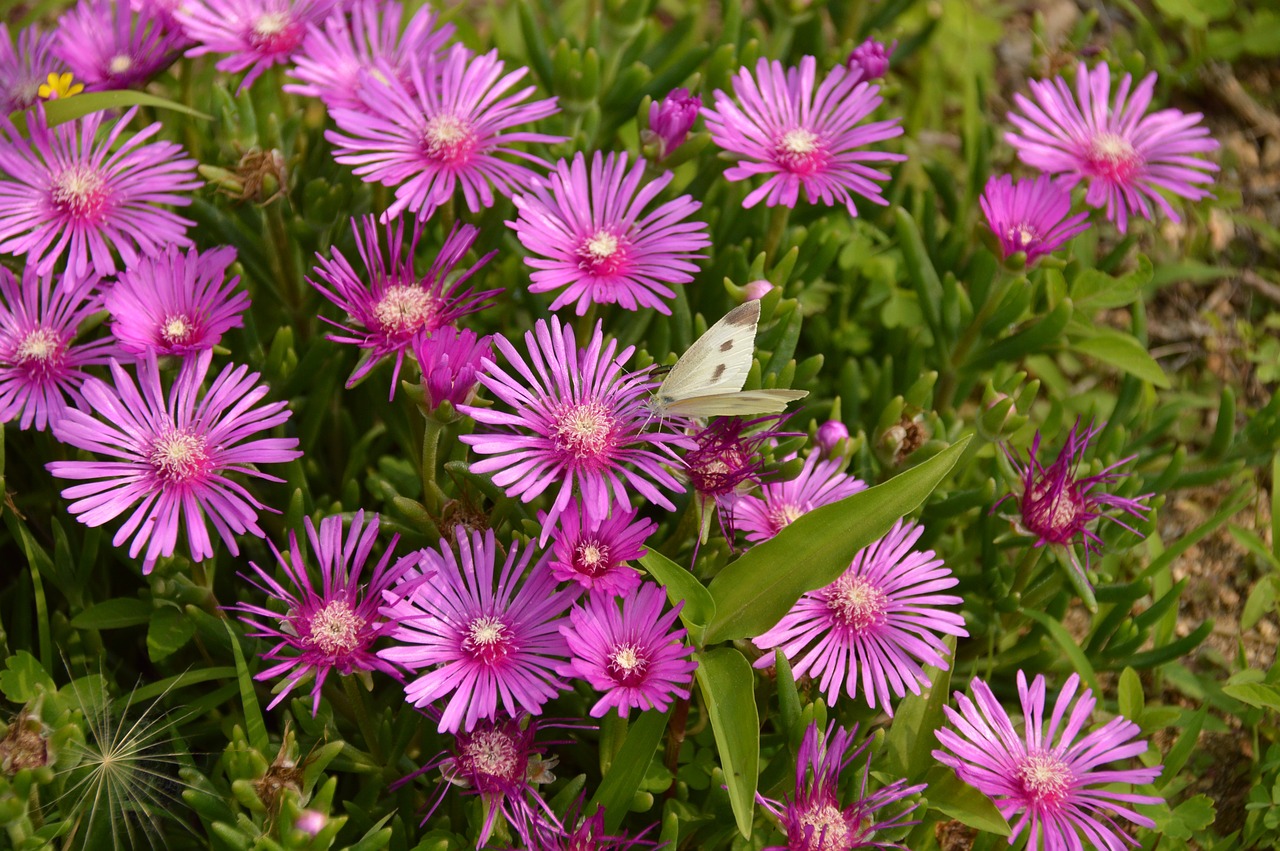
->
882;636;955;781
1021;608;1099;693
589;708;671;834
694;648;758;838
640;549;714;645
774;651;802;744
40;90;211;126
1071;331;1170;388
924;765;1012;836
1070;255;1154;309
224;620;269;753
1222;681;1280;711
1151;794;1215;840
1118;667;1144;721
1158;707;1206;788
70;597;152;630
704;437;970;643
147;606;196;663
894;208;944;342
0;650;56;703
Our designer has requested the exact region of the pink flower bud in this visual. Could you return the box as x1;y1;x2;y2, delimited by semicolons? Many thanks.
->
743;280;773;301
645;88;701;159
847;38;896;82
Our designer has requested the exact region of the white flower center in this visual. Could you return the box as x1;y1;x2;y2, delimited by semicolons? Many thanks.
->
463;615;514;665
780;128;819;155
826;574;888;632
422;114;477;164
372;285;435;335
796;802;851;851
149;428;210;484
161;314;196;346
254;11;289;37
463;728;521;780
1015;751;1072;811
607;643;648;686
108;55;133;75
551;401;617;463
308;600;363;655
15;328;62;366
51;165;108;220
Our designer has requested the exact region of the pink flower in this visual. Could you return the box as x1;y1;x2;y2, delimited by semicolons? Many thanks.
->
309;216;498;399
46;350;302;571
732;451;866;543
54;0;185;91
459;317;690;543
0;107;199;278
753;520;967;716
0;23;66;113
846;38;896;82
0;267;117;431
560;582;697;718
643;88;701;160
815;419;849;454
703;55;906;213
105;245;249;357
1006;62;1219;233
980;174;1091;265
378;527;579;733
328;43;564;222
546;498;655;596
229;511;417;715
934;671;1163;851
412;325;491;411
509;150;710;315
178;0;338;92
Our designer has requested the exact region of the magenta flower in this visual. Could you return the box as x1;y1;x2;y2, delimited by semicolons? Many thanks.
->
758;721;924;851
0;267;117;431
412;325;491;412
459;317;689;542
934;671;1163;851
846;38;896;82
732;451;866;543
286;0;453;112
509;151;710;315
131;0;189;33
178;0;338;91
643;88;701;160
309;216;498;398
329;43;563;222
46;350;302;572
546;498;654;596
520;793;654;850
378;527;579;733
1006;62;1219;233
686;414;791;545
753;521;967;715
105;245;249;358
560;582;696;718
228;511;417;715
703;55;906;214
980;174;1091;265
0;24;66;114
816;419;849;454
54;0;184;91
0;107;199;278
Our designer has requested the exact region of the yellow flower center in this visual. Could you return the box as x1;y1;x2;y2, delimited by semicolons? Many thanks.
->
422;114;477;164
827;574;888;632
149;428;210;484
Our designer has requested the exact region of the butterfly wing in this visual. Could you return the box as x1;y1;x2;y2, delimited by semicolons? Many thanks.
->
663;389;809;418
655;301;760;409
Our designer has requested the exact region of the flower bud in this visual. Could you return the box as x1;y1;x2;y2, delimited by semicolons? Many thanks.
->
295;810;327;836
846;38;896;82
816;420;849;454
643;88;701;160
743;279;774;301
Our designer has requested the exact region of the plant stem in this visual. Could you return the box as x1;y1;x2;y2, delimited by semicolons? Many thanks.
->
663;696;690;797
421;416;446;515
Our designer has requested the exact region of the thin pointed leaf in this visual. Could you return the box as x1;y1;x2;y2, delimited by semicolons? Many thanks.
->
694;648;758;838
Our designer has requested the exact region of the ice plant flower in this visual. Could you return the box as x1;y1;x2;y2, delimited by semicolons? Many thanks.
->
328;43;565;221
0;23;66;113
309;216;498;398
846;38;896;82
46;350;302;571
980;174;1091;265
105;245;250;358
1000;420;1152;577
509;150;711;315
54;0;185;91
0;267;117;431
934;671;1163;851
546;498;654;597
228;511;418;715
703;55;906;214
379;527;579;733
816;419;849;455
1006;61;1219;233
560;582;697;718
412;326;491;412
758;721;924;851
643;87;701;160
178;0;337;92
287;0;453;112
686;414;791;546
520;793;654;850
459;317;690;542
753;520;967;715
0;107;200;278
733;450;866;543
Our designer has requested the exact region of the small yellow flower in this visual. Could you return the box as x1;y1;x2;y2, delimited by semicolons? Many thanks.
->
37;72;84;101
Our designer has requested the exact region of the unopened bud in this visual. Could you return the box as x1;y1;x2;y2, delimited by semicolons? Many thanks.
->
816;420;849;454
743;280;774;301
642;88;701;160
847;38;896;82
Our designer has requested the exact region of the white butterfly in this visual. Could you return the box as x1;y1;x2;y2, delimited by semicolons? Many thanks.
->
646;300;809;419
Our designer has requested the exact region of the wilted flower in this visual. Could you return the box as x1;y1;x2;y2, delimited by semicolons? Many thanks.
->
459;317;689;542
733;450;866;543
686;413;791;545
546;498;654;597
54;0;185;91
105;245;249;358
934;671;1162;851
178;0;338;92
846;37;896;82
980;174;1091;264
758;721;924;851
560;582;697;718
412;325;491;411
0;107;199;278
228;511;417;716
0;23;66;113
509;150;711;315
309;217;498;399
643;88;701;159
703;55;906;213
753;520;967;715
1006;62;1218;233
46;350;302;572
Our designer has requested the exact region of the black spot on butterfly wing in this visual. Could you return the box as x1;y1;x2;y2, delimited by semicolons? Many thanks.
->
719;340;734;352
712;363;726;381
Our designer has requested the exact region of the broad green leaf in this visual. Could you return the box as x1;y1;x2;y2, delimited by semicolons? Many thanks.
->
589;708;671;834
640;550;715;645
1150;794;1215;840
224;620;269;754
923;765;1012;836
774;651;802;745
147;606;196;663
694;648;758;838
1222;681;1280;711
882;635;955;781
1021;608;1099;693
1071;331;1170;388
1118;667;1145;721
43;90;211;125
0;650;56;703
71;597;152;630
704;437;970;643
1070;255;1154;308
